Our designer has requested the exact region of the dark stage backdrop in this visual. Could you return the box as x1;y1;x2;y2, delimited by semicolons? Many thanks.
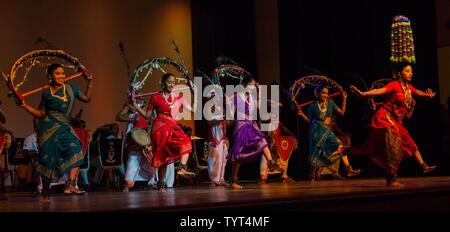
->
278;0;442;178
192;0;443;180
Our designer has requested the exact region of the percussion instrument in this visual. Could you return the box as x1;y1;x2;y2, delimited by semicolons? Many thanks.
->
128;128;150;151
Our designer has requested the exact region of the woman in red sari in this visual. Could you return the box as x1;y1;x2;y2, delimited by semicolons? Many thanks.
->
350;63;436;187
133;73;194;192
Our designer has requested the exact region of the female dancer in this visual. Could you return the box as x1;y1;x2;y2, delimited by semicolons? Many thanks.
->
133;73;195;192
228;76;280;189
17;63;93;202
297;85;359;181
350;63;436;187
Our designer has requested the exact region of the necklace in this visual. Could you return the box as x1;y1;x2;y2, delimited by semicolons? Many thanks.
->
50;84;68;102
400;81;412;110
317;100;327;113
162;92;174;108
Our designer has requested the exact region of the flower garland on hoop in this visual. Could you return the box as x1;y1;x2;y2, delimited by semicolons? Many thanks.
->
289;75;342;110
3;49;91;105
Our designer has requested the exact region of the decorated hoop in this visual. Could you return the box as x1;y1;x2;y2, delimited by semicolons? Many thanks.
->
367;78;394;111
370;78;393;90
3;49;91;104
130;57;192;99
289;75;342;109
211;64;252;85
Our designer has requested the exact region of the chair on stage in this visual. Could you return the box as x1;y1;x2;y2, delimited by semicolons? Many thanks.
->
1;134;16;193
190;136;208;184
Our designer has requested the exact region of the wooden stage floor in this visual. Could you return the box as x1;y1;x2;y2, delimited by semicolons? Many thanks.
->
2;176;450;212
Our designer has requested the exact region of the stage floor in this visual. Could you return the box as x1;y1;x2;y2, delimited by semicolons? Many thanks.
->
2;176;450;212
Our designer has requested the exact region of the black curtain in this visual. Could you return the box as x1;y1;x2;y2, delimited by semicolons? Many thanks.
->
191;0;442;180
279;0;441;178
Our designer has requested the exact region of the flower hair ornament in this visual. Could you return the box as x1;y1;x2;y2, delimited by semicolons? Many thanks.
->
390;15;416;64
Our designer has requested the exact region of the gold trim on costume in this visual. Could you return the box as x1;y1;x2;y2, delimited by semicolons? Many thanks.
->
38;123;61;147
66;84;74;118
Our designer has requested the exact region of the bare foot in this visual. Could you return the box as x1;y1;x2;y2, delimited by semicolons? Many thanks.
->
258;179;268;184
230;183;243;190
40;196;50;204
387;181;405;188
218;181;230;187
158;188;167;194
281;176;295;183
177;168;196;178
64;185;86;195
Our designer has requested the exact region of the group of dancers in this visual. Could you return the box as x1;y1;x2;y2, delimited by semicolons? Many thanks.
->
0;15;438;204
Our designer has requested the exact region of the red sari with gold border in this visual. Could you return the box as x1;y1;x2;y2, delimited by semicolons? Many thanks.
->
148;93;192;168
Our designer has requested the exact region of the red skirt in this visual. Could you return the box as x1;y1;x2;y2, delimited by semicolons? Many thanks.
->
351;111;418;176
150;114;192;168
73;128;90;156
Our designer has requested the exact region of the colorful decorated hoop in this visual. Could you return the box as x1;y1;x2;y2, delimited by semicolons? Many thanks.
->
130;57;192;99
3;49;91;104
211;64;252;85
289;75;342;109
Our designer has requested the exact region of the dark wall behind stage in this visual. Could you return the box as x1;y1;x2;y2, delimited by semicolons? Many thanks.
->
191;0;444;179
278;0;442;178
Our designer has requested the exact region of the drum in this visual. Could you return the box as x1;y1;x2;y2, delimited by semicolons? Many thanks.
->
127;128;150;151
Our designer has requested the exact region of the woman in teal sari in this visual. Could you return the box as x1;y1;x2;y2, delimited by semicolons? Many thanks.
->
297;85;359;181
18;63;93;202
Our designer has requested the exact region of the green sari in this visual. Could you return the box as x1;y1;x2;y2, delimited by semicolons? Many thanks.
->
35;83;84;181
307;99;344;167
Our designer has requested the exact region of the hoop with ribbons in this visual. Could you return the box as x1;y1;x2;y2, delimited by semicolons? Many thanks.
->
3;49;91;104
129;57;192;100
289;75;343;110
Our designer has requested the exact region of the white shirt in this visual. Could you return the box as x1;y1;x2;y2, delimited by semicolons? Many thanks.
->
23;132;38;153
